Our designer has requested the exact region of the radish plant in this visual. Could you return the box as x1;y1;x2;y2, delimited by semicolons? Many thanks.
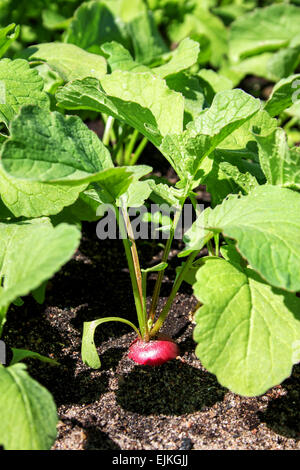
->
1;0;300;451
1;63;300;398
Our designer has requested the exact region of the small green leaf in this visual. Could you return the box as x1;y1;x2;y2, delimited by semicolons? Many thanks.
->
254;128;300;189
31;280;48;304
265;74;300;117
82;317;140;369
0;24;19;58
202;149;263;207
117;180;152;208
0;363;58;449
148;179;182;207
141;262;168;273
193;258;300;396
10;348;59;366
152;38;200;78
101;41;148;73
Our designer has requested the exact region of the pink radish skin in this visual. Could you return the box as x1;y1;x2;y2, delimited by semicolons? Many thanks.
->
128;338;180;366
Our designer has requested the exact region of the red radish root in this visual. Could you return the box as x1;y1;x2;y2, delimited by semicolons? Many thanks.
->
128;338;180;366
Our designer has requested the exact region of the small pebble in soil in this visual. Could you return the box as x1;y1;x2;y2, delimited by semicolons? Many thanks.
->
178;437;193;450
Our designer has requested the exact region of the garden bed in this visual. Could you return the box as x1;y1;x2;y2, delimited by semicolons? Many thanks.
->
3;222;300;450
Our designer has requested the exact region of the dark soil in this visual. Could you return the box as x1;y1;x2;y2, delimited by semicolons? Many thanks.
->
2;219;300;450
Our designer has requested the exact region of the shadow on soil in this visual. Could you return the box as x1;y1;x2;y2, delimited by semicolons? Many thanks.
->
116;359;226;415
84;428;121;450
258;365;300;440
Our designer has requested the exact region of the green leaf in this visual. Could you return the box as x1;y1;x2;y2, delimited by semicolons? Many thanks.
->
202;149;263;207
0;363;57;449
168;8;228;67
128;9;167;65
221;53;273;86
193;258;300;396
254;128;300;190
152;38;200;78
82;317;140;369
229;4;300;63
117;180;152;208
64;0;129;53
141;262;168;273
31;280;47;304
93;165;151;203
0;59;49;127
56;72;184;147
0;219;81;311
10;348;59;366
216;161;259;193
42;9;70;31
148;179;182;207
183;185;300;292
160;89;261;185
0;165;87;218
1;106;114;184
264;74;300;117
21;43;107;82
0;23;19;58
186;89;261;150
197;69;233;105
166;72;206;125
266;45;300;82
220;109;278;152
101;41;148;73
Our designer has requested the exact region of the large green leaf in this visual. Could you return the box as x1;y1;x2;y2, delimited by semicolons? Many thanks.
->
183;185;300;292
0;165;87;218
0;219;81;310
229;4;300;62
254;128;300;190
0;363;57;449
193;257;300;396
1;106;114;183
21;43;107;81
0;59;49;127
64;0;129;53
56;71;184;146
